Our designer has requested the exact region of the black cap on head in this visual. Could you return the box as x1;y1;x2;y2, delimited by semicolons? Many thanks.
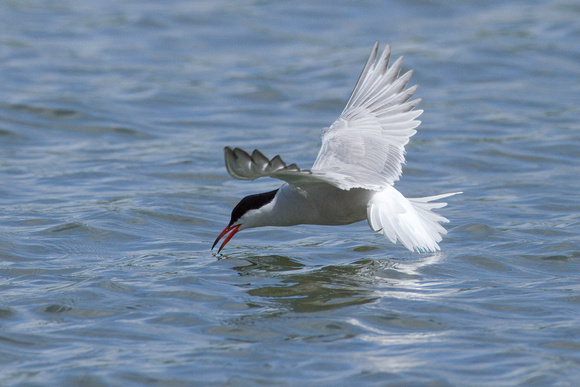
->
228;189;278;227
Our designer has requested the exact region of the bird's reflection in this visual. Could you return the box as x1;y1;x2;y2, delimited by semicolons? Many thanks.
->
230;251;444;313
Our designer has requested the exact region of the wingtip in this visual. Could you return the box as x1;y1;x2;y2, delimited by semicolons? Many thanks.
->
373;40;391;50
383;42;392;54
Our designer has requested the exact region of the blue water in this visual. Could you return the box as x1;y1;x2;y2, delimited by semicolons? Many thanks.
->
1;1;579;385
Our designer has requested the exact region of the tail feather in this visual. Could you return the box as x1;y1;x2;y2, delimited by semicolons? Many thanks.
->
367;187;460;252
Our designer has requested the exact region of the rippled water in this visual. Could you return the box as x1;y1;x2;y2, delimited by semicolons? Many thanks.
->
1;1;579;385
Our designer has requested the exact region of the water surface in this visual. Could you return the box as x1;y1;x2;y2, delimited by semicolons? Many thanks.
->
1;0;579;385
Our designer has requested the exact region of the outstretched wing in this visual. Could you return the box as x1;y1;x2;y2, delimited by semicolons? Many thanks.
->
311;41;423;191
223;147;342;187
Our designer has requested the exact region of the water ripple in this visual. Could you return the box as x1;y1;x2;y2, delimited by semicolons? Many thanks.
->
1;0;580;385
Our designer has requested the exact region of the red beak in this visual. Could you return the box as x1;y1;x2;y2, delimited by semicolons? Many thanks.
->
212;224;241;254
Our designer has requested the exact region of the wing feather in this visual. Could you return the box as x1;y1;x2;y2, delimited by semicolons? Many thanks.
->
345;41;381;110
312;42;422;190
223;147;343;187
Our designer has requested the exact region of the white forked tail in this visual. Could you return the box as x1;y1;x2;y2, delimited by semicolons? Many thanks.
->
367;186;460;252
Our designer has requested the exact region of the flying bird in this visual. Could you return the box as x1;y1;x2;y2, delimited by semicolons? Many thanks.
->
212;42;460;254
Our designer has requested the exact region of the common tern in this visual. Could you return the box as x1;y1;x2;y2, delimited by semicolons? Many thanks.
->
213;42;460;254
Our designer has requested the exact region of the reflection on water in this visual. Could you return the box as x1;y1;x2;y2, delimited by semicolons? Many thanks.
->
231;253;445;313
232;255;376;312
1;0;580;385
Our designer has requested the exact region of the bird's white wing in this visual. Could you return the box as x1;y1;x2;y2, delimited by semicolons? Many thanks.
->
223;147;343;187
311;41;423;191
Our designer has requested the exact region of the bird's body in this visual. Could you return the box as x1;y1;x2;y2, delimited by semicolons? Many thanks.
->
212;42;460;254
245;183;372;228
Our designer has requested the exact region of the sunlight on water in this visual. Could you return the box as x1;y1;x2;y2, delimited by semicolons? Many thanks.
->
1;0;579;385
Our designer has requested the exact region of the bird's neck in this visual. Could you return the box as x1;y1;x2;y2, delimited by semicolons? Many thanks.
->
242;185;317;229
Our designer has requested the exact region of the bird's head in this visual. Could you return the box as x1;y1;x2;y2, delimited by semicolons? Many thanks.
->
212;189;279;254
